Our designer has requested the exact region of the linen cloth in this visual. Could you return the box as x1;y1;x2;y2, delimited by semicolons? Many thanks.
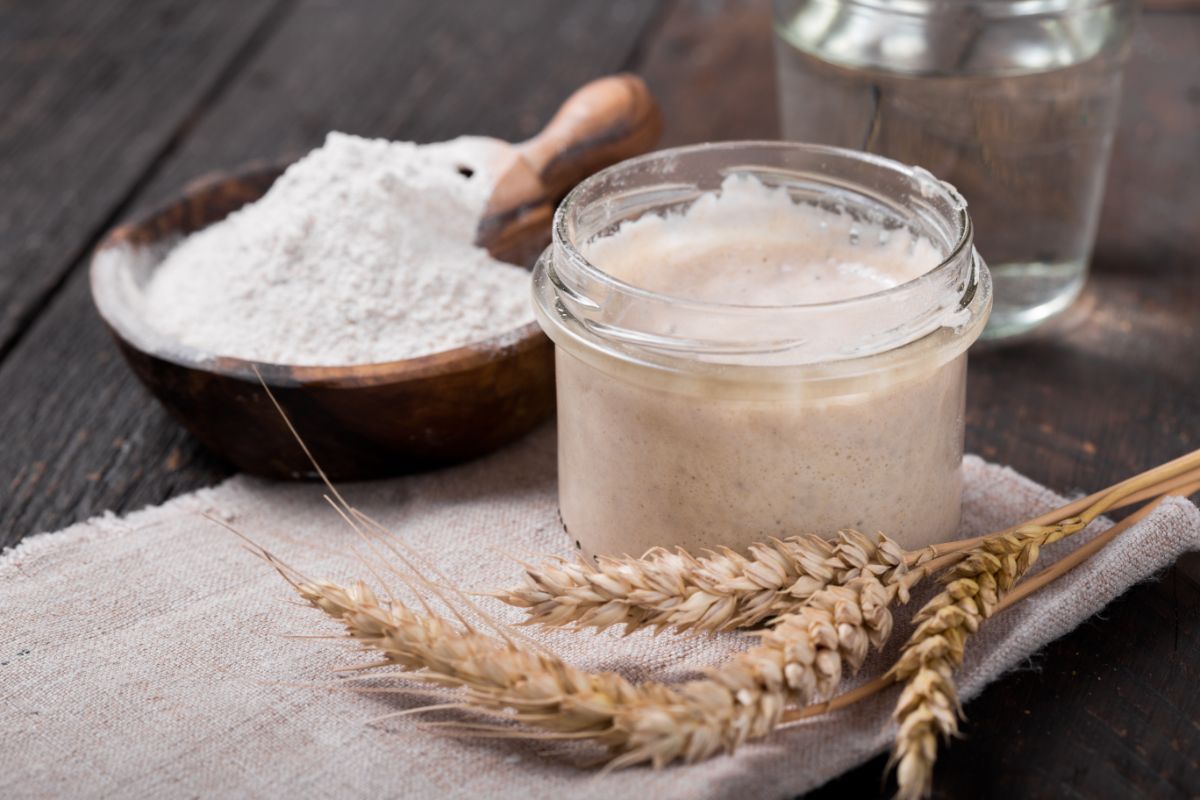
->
2;426;1198;800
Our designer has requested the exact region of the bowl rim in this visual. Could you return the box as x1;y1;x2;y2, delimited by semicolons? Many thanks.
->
88;161;547;389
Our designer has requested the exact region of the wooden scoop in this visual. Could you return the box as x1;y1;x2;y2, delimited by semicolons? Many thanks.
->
456;73;661;264
89;74;662;480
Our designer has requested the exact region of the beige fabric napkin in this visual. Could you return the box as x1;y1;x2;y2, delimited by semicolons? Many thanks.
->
2;426;1198;799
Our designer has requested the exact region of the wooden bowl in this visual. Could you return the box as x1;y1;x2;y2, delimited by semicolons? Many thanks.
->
89;164;555;480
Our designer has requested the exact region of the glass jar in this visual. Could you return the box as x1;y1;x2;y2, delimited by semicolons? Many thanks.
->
532;142;991;558
773;0;1137;340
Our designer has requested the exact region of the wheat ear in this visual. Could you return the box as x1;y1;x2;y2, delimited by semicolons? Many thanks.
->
702;573;900;740
269;556;701;760
779;478;1196;733
262;477;1193;777
499;460;1200;637
261;537;910;767
886;540;1029;799
497;530;908;634
886;469;1195;800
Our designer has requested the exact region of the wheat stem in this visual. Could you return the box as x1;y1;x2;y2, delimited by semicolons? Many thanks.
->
780;480;1197;729
914;457;1200;562
998;479;1199;610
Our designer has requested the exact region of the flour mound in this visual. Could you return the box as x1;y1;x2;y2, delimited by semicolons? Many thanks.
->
141;132;533;366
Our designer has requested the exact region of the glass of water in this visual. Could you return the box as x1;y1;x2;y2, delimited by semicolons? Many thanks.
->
773;0;1137;340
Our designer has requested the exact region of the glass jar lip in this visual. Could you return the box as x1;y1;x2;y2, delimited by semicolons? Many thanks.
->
551;140;974;314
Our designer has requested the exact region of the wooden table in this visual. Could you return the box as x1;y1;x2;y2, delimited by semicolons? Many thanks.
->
3;1;1197;796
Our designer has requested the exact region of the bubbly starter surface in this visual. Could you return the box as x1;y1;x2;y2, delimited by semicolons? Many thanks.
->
557;176;965;557
586;175;941;305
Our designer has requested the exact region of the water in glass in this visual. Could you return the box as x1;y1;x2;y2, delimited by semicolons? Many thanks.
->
774;0;1136;338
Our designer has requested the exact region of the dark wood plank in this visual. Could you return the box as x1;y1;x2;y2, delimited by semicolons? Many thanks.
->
0;0;665;543
639;0;779;147
1145;0;1200;10
134;0;668;212
0;0;285;358
637;2;1200;798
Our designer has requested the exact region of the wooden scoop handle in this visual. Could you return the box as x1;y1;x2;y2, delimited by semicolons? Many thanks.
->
518;73;662;201
479;74;661;265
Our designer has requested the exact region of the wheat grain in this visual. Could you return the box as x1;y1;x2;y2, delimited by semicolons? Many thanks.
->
497;530;908;635
887;519;1078;800
263;543;901;768
265;478;1194;781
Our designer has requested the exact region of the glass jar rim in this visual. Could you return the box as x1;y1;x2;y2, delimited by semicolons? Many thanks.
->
552;141;973;313
539;141;990;371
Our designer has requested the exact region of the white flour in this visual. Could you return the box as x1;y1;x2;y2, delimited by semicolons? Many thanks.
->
141;132;534;366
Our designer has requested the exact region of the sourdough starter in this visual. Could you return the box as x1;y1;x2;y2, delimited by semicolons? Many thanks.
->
555;176;966;557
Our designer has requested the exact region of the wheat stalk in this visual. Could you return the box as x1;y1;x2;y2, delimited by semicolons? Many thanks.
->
885;476;1195;800
693;572;903;752
887;544;1024;800
497;530;909;634
780;480;1196;734
255;474;1195;780
258;540;906;768
269;555;695;761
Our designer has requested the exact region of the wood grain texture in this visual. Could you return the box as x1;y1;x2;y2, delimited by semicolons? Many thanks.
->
0;0;664;541
131;0;667;214
639;0;780;147
0;0;285;357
